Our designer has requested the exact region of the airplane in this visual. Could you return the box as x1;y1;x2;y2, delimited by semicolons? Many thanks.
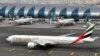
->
6;23;98;48
54;18;75;26
8;17;34;25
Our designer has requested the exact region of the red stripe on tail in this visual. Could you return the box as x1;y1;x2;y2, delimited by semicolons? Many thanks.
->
70;31;86;44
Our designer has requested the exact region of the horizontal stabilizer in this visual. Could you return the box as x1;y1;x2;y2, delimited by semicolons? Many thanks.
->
83;37;99;42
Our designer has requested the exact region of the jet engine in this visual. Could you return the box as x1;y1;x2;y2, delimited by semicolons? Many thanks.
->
27;42;37;48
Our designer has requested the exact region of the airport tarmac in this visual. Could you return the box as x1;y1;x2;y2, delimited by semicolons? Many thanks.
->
0;25;100;56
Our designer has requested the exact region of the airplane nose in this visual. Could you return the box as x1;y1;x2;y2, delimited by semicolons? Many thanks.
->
6;38;10;41
6;36;13;41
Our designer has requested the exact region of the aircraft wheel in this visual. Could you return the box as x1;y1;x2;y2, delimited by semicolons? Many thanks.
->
10;42;14;46
30;21;33;24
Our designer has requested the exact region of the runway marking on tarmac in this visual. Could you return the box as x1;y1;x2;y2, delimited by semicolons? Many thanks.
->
48;50;53;55
8;48;15;52
70;52;75;56
94;53;98;56
27;50;33;53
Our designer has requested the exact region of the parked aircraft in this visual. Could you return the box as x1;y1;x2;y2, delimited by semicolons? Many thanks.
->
6;23;98;48
8;18;34;25
54;18;75;26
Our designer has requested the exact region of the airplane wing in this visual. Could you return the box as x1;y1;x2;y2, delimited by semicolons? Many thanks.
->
59;33;75;37
34;41;56;46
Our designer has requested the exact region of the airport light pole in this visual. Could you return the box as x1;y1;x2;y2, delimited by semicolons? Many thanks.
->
84;14;92;27
85;14;92;24
49;12;56;24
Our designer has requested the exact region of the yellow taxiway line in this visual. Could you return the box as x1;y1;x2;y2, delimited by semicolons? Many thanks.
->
27;50;33;53
70;52;75;56
8;48;15;52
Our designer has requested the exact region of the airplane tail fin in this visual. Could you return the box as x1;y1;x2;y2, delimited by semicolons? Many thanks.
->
80;23;95;39
71;23;97;44
81;23;99;42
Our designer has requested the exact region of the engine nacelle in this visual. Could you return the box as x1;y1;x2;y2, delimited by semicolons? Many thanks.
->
27;42;37;48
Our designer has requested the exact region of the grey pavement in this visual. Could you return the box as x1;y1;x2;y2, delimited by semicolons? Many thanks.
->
0;26;99;56
11;23;100;30
1;21;100;30
0;22;100;56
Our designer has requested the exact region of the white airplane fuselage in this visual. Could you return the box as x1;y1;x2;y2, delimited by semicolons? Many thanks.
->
58;19;74;24
8;18;34;24
6;23;98;48
54;19;75;25
7;35;82;45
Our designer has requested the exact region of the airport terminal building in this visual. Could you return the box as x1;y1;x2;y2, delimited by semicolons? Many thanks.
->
0;4;100;19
